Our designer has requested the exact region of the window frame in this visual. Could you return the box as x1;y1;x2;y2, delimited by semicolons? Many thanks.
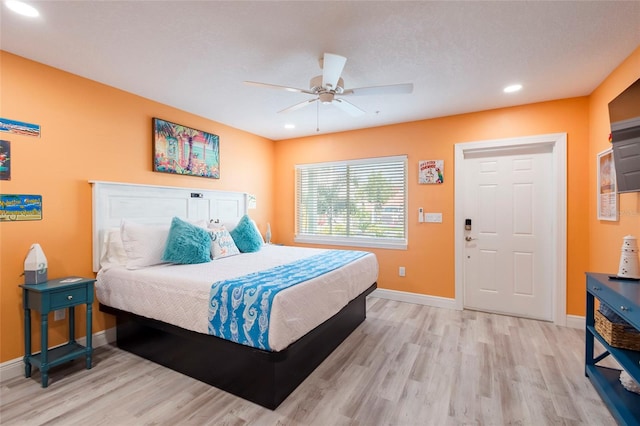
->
294;155;408;250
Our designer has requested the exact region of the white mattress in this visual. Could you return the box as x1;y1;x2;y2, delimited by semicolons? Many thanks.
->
96;245;378;351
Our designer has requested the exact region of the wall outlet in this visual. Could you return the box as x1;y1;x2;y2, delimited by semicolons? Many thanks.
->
54;309;65;321
399;266;406;277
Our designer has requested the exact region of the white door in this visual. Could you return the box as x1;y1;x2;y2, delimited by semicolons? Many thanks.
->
462;144;554;320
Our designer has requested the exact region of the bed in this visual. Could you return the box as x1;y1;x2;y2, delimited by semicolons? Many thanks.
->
91;181;378;409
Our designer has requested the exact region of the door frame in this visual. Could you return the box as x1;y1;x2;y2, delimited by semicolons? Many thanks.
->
454;133;567;325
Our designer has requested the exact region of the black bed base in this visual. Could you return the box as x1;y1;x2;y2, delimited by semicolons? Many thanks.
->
99;282;376;410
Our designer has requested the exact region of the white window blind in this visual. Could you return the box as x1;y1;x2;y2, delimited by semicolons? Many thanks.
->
295;155;407;249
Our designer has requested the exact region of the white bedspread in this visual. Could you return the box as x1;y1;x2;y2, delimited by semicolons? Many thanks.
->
96;245;378;351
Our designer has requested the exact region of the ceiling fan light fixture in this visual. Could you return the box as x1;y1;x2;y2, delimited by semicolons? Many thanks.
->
310;75;323;92
247;52;413;119
310;76;344;93
319;92;334;104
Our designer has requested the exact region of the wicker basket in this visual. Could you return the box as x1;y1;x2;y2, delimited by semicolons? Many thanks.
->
595;309;640;351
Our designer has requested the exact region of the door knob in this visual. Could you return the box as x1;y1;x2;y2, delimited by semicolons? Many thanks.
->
465;236;476;242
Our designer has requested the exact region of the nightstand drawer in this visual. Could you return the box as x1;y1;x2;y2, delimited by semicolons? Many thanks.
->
49;287;87;309
587;274;640;329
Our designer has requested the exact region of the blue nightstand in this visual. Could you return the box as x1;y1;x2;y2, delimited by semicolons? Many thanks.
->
20;277;95;387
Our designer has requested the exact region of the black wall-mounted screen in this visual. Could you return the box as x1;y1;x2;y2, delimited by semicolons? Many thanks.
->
611;125;640;193
609;78;640;193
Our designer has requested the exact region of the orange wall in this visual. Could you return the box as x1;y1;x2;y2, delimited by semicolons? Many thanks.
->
588;46;640;274
2;45;639;365
275;99;590;315
0;52;275;362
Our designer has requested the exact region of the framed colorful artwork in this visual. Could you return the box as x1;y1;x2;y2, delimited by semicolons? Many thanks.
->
418;160;444;184
597;148;618;221
0;140;10;180
0;118;41;137
0;194;42;221
153;118;220;179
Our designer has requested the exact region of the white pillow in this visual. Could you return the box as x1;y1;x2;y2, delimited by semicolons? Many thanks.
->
120;221;171;269
208;225;240;259
190;219;208;229
218;219;240;232
99;227;128;269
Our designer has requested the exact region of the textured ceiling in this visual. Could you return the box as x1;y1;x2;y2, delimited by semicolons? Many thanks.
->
2;1;640;140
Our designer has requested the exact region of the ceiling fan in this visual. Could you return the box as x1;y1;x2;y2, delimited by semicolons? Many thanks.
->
244;53;413;117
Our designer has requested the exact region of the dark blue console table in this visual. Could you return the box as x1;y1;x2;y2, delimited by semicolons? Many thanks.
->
21;277;95;387
586;272;640;425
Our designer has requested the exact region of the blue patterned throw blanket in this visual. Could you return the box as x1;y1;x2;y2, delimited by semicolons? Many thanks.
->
208;250;369;351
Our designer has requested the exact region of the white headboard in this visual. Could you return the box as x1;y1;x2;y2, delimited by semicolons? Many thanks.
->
90;181;248;272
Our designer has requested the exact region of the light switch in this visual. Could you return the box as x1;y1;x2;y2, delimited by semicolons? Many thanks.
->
425;213;443;223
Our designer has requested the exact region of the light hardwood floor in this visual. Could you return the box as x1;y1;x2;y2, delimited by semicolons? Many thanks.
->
1;298;616;425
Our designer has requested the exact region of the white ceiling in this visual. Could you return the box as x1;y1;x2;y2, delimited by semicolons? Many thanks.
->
2;1;640;141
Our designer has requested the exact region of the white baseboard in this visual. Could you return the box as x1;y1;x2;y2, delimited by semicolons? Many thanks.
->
370;288;586;329
565;314;585;329
371;288;458;310
0;327;116;383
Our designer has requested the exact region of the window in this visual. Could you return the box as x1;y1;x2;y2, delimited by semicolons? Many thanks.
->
295;155;407;249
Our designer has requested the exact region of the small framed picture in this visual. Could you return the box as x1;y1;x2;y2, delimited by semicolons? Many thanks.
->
597;148;618;221
0;194;42;221
418;160;444;184
0;140;10;181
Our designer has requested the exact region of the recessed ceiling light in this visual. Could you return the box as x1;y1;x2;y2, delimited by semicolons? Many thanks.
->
5;0;39;17
504;84;523;93
284;124;295;129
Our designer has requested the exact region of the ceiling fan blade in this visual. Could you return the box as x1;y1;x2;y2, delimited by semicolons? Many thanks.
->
278;98;318;114
322;53;347;90
342;83;414;96
333;98;365;116
244;80;314;95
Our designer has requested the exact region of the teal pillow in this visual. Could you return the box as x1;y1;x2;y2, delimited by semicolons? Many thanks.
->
162;217;212;264
230;215;263;253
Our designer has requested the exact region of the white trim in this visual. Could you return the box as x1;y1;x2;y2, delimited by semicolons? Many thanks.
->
0;327;116;383
565;315;585;330
294;235;407;250
370;288;458;310
295;154;408;169
454;133;567;325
